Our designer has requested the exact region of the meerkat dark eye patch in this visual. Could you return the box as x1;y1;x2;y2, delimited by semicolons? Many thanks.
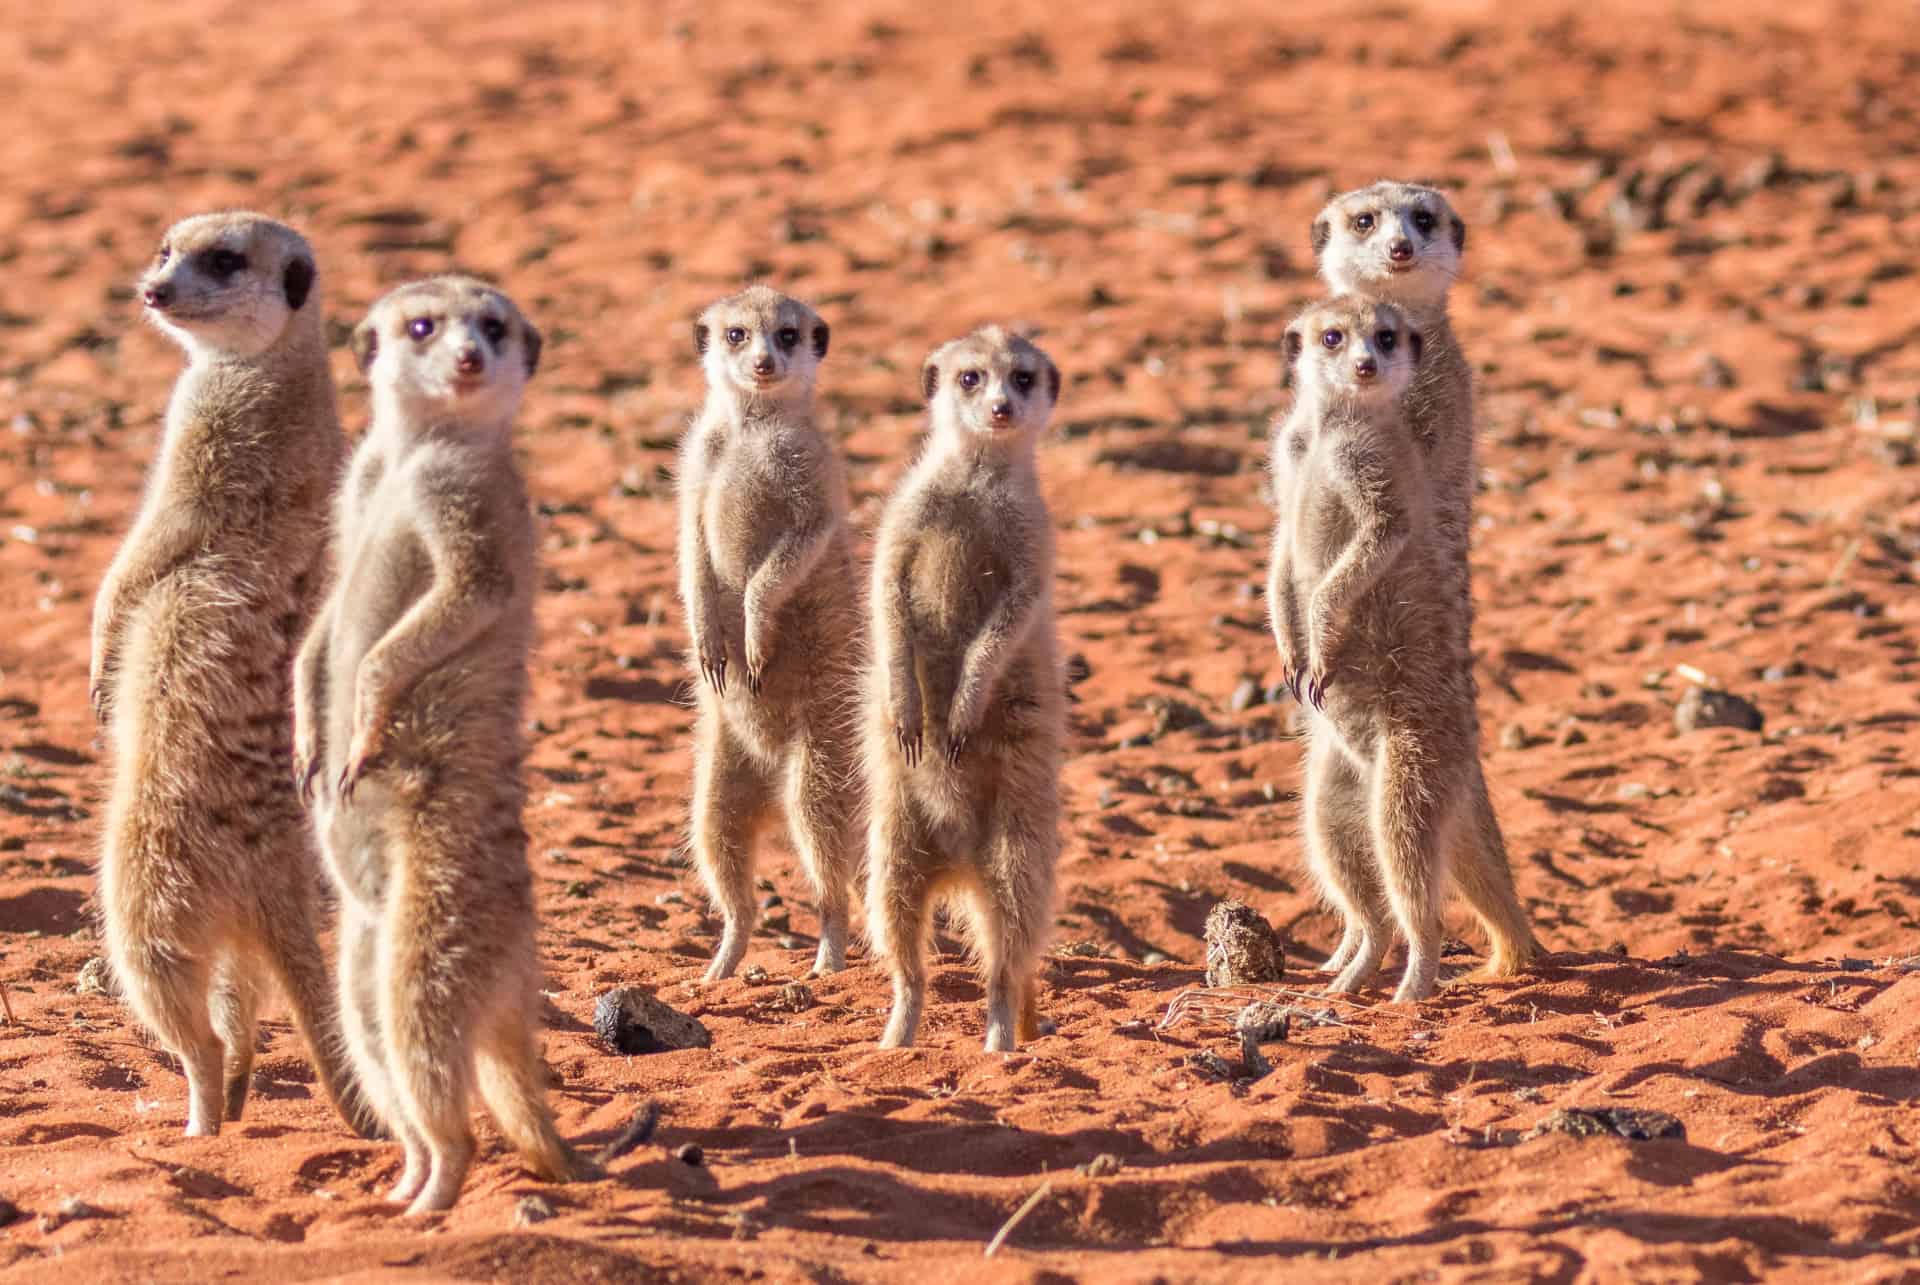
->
957;369;983;391
1411;208;1436;235
205;249;248;277
479;316;508;346
812;323;829;360
725;326;748;347
1321;329;1344;349
1376;329;1397;351
775;327;800;351
407;317;436;341
1011;369;1034;394
281;257;314;310
155;245;171;267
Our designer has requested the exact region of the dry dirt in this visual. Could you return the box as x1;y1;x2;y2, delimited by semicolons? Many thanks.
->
2;0;1919;1280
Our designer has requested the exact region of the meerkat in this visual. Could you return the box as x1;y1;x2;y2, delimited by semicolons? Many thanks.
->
290;276;588;1216
675;286;862;983
1270;295;1522;1004
863;326;1065;1053
89;212;371;1140
1308;181;1537;989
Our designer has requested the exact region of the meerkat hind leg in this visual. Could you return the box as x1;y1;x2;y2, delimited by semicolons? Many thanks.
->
114;940;225;1136
783;733;855;976
379;894;481;1216
208;953;260;1122
973;818;1055;1053
692;716;770;982
1370;733;1460;1004
1305;733;1390;991
337;904;425;1192
868;805;936;1049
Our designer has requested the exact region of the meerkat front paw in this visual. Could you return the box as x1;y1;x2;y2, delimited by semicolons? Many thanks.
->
743;629;773;695
292;729;322;802
337;717;389;801
892;696;924;766
695;634;728;694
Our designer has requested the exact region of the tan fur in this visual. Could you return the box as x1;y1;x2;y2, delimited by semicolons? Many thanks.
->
90;211;371;1139
1310;181;1537;987
863;326;1065;1052
292;276;585;1216
676;286;861;982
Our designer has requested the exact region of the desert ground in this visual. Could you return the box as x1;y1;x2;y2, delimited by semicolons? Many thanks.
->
1;0;1918;1280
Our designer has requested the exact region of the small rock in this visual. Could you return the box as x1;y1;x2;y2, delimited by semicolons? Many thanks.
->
1696;353;1737;389
1078;1153;1123;1178
1186;1049;1235;1082
655;890;687;907
674;1143;704;1167
777;934;802;950
1203;900;1286;987
1674;685;1763;734
75;956;112;996
1140;949;1170;966
740;963;770;986
0;1197;19;1227
593;987;711;1055
42;1196;101;1232
1229;677;1263;713
1557;722;1589;748
1146;694;1209;737
1528;1106;1685;1142
514;1194;556;1226
1235;1001;1291;1077
1499;722;1528;751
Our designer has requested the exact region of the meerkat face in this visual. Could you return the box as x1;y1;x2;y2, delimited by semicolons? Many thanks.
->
693;286;829;401
351;275;542;426
140;212;318;358
1284;297;1421;406
1311;181;1465;310
921;325;1061;442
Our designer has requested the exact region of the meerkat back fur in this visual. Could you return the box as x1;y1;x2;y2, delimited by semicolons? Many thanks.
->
864;326;1065;1052
91;211;371;1139
1310;182;1536;983
676;286;862;982
292;276;586;1216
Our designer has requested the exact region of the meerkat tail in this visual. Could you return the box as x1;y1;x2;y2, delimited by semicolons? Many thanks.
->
259;903;383;1138
474;1017;594;1183
1452;769;1539;978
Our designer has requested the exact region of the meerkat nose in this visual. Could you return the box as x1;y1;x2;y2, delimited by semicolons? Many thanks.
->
1354;357;1378;379
455;346;485;375
144;283;174;310
990;399;1013;422
753;355;776;376
1387;238;1414;261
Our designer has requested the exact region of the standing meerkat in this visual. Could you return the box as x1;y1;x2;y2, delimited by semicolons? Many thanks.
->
292;276;588;1215
1308;180;1537;989
676;285;861;982
1271;296;1525;1004
864;326;1065;1052
90;211;369;1139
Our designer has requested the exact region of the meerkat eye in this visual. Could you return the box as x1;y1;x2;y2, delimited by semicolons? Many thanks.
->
479;317;508;344
407;317;436;341
155;245;171;267
776;327;800;351
725;326;748;346
1377;329;1397;351
1412;209;1436;234
1011;369;1035;394
958;370;983;391
208;249;247;277
1320;329;1344;350
1352;213;1375;233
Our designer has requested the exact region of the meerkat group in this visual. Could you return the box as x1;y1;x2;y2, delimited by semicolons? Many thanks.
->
90;178;1532;1209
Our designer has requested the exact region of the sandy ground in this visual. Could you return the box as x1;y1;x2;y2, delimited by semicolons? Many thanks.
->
2;0;1919;1279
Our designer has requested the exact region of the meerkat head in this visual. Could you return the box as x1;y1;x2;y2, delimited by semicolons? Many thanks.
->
921;325;1060;446
693;286;829;405
140;212;320;359
351;275;542;430
1311;181;1465;312
1284;296;1422;408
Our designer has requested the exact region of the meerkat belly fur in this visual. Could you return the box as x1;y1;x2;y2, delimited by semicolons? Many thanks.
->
676;286;862;983
1308;181;1537;987
864;326;1065;1052
91;211;371;1139
291;276;588;1216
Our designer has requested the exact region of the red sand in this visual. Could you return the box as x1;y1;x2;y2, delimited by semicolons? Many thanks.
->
2;0;1919;1279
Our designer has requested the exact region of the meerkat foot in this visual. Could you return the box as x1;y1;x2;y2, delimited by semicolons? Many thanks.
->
703;930;748;982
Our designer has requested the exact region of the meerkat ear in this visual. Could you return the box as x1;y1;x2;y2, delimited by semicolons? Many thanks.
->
521;321;543;377
693;322;710;356
1310;217;1331;257
1283;326;1304;370
1450;216;1466;253
351;319;378;374
282;257;314;311
922;361;940;402
812;322;830;360
1409;330;1424;365
1044;356;1061;406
